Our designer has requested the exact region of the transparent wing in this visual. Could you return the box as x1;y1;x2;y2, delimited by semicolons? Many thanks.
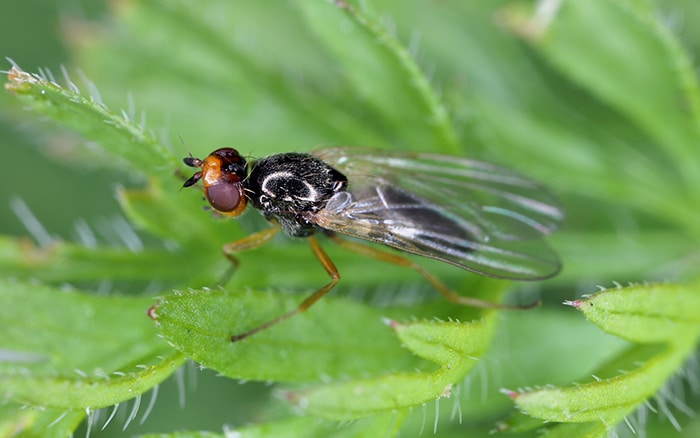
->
309;147;564;280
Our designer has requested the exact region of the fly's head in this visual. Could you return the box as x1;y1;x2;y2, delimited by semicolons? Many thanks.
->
182;147;249;216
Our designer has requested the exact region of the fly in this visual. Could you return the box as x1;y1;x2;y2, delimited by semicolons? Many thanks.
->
182;147;563;341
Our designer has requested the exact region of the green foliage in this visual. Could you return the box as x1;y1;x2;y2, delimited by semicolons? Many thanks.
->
2;0;700;436
0;279;184;436
503;282;700;436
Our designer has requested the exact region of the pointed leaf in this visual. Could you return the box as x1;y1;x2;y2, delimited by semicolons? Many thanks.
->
4;65;177;176
505;283;700;431
508;342;690;424
150;288;418;382
568;283;700;344
0;279;184;409
290;315;495;420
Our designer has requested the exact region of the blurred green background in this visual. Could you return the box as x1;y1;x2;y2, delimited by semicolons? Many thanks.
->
0;0;123;238
3;0;700;436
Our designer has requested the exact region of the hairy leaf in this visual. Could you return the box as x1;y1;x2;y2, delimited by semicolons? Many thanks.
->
0;279;184;409
503;282;700;433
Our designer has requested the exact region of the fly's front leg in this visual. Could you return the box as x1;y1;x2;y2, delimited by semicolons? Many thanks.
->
230;235;340;342
219;225;281;284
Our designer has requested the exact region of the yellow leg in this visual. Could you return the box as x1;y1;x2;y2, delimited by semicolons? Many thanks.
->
327;233;536;310
230;235;341;342
219;225;281;282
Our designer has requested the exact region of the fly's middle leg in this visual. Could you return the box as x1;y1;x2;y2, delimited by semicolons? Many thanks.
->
230;234;340;342
220;225;281;284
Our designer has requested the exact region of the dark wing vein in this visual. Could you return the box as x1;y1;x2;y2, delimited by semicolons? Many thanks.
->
311;147;563;280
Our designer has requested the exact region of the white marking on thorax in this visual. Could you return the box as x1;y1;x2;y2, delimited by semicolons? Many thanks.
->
261;171;319;202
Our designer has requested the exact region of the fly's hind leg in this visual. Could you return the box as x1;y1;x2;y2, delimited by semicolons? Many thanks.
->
230;235;341;342
219;226;281;284
327;233;536;309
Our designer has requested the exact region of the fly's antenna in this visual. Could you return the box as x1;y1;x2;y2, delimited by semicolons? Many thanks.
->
241;149;259;168
175;133;202;189
176;132;195;161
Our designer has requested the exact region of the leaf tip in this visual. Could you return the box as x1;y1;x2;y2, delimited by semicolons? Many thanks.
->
562;299;582;308
381;317;399;329
5;64;32;93
500;388;520;400
146;303;159;321
563;296;597;311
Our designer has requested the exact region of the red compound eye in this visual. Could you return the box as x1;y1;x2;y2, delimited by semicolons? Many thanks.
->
204;181;246;215
182;147;248;216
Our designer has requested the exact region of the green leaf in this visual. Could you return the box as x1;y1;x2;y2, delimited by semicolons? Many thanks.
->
0;404;85;438
4;0;700;436
290;315;496;420
4;64;177;176
72;0;378;155
501;419;609;438
0;278;184;409
499;0;700;233
152;288;497;422
567;283;700;344
508;342;684;424
0;235;209;284
139;411;406;438
150;288;419;382
509;0;700;182
504;282;700;432
140;433;222;438
297;1;459;153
